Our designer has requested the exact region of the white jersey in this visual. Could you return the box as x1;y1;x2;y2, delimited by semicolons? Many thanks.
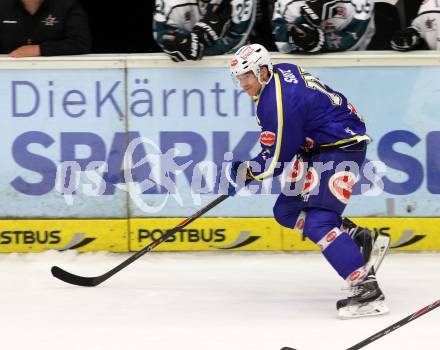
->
273;0;376;52
154;0;216;32
154;0;256;55
412;0;440;50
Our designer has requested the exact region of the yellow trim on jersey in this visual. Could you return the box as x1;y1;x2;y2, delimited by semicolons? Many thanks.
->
247;72;284;181
319;135;371;148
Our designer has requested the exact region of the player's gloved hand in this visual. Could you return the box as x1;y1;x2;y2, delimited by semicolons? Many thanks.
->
162;32;204;62
289;23;324;53
390;27;421;51
300;0;335;26
300;0;324;27
221;161;248;197
192;2;232;47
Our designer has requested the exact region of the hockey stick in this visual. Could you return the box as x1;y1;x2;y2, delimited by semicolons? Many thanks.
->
346;299;440;349
280;299;440;350
51;194;229;287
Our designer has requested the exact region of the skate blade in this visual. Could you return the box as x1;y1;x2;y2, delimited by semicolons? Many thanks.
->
366;234;391;274
338;300;389;319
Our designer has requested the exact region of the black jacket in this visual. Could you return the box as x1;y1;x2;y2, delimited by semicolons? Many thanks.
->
0;0;92;55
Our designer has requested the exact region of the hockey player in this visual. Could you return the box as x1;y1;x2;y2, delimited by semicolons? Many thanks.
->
223;43;390;318
272;0;376;53
391;0;440;51
153;0;256;62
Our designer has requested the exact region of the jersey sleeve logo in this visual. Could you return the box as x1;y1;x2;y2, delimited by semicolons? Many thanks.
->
259;131;276;146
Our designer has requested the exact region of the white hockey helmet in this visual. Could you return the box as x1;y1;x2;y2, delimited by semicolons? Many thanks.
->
230;44;273;86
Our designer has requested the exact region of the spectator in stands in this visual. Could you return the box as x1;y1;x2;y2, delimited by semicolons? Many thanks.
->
0;0;92;57
153;0;256;62
391;0;440;51
272;0;376;53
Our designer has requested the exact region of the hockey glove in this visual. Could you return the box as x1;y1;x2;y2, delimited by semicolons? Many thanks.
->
162;32;204;62
192;2;232;47
220;161;249;197
390;27;421;51
290;23;325;53
300;0;335;27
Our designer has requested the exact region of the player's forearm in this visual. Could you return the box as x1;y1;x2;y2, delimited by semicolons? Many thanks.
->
153;21;189;45
272;17;293;53
204;21;252;55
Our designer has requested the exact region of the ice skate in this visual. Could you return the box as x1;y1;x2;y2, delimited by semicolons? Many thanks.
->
337;274;389;319
341;217;391;273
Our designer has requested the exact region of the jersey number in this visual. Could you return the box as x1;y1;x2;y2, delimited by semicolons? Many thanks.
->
233;0;252;22
299;68;342;106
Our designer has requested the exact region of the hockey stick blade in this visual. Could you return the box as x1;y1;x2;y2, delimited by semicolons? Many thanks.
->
51;195;229;287
346;299;440;350
51;265;102;287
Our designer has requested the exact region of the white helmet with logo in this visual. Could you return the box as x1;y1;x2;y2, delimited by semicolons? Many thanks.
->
230;44;273;85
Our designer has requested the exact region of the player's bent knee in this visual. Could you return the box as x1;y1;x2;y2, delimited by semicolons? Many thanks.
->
302;209;340;243
273;206;298;229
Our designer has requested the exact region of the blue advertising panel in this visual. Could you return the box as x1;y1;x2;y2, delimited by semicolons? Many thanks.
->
2;65;439;218
0;69;127;217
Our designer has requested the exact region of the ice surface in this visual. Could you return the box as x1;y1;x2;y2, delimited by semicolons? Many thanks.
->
0;251;439;350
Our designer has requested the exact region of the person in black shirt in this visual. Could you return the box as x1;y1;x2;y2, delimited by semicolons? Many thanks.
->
0;0;91;57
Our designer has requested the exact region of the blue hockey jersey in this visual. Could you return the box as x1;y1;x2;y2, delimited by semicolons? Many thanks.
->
246;63;370;181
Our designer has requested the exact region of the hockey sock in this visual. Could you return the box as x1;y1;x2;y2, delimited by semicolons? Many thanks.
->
303;208;365;280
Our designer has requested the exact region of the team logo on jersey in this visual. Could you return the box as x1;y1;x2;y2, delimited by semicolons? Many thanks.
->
288;158;305;182
42;15;58;26
333;6;347;18
260;131;276;146
328;171;357;204
329;33;342;47
184;11;192;22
